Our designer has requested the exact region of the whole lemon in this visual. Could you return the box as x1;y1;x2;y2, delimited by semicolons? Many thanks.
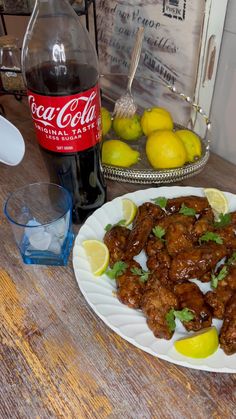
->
146;130;187;169
141;107;174;136
102;140;140;167
175;129;202;162
101;107;112;136
113;114;143;141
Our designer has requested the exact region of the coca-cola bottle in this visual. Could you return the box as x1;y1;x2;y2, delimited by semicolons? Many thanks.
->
21;0;106;224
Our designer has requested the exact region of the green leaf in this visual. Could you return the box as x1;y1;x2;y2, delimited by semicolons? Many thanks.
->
166;309;176;332
130;267;150;283
166;308;195;332
152;226;166;241
227;251;236;266
174;308;195;323
152;197;167;209
214;213;231;228
199;231;223;245
105;224;113;232
179;203;196;216
106;261;128;280
104;219;126;232
211;265;228;288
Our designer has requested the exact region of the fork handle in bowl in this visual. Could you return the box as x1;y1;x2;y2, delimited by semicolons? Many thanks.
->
127;27;144;92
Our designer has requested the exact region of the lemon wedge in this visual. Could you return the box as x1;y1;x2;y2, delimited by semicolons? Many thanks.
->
174;326;219;358
122;198;137;226
83;240;109;276
204;188;229;216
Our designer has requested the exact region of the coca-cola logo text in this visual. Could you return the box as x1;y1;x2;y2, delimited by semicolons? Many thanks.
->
28;91;97;129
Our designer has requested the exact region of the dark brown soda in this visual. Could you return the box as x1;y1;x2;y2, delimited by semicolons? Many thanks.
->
26;60;106;224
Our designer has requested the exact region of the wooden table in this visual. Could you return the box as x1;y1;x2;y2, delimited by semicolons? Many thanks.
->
0;95;235;419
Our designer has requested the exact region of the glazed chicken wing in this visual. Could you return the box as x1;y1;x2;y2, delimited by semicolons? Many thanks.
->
156;213;195;231
174;282;212;331
205;264;236;319
166;196;210;214
142;281;179;340
192;207;215;239
104;225;130;267
125;202;165;259
219;293;236;355
165;222;194;256
125;217;153;260
116;260;146;309
133;202;165;226
169;243;227;283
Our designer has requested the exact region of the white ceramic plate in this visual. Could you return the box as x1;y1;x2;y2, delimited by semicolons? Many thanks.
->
72;186;236;373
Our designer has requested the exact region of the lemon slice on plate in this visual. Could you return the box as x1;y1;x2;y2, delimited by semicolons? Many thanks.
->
204;188;229;216
174;326;219;359
122;198;137;226
83;240;109;276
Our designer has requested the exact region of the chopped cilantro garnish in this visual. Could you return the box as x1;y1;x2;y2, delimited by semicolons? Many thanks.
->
105;219;126;232
106;261;127;279
199;231;223;245
130;267;150;283
179;203;196;216
152;226;166;241
151;197;167;209
211;265;228;288
214;213;231;228
227;251;236;266
166;308;195;332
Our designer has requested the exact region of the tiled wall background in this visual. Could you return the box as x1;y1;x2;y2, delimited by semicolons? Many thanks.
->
210;0;236;165
1;1;236;165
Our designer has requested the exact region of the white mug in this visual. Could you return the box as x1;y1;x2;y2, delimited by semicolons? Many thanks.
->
0;115;25;166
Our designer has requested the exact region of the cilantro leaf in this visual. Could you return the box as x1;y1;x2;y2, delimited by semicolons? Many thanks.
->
152;197;167;209
105;219;126;232
166;308;195;332
179;203;196;216
227;252;236;266
106;261;128;279
130;267;150;283
105;224;113;232
211;265;228;288
166;309;176;332
152;226;166;241
174;308;195;323
214;213;231;228
199;231;223;245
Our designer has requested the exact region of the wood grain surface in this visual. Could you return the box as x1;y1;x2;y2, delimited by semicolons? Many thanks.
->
0;95;235;419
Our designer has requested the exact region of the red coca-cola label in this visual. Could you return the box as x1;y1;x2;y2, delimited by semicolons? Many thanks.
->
27;84;102;153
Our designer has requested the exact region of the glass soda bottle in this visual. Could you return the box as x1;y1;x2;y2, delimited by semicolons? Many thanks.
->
21;0;106;224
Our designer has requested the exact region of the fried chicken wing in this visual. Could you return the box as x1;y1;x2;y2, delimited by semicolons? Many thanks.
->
145;235;164;257
133;202;165;226
116;260;145;309
157;213;195;231
165;222;194;256
125;217;153;259
142;281;179;340
169;243;227;282
216;225;236;251
192;207;215;239
166;196;210;214
205;264;236;319
146;249;171;272
174;282;212;331
219;293;236;355
104;225;130;267
146;267;170;289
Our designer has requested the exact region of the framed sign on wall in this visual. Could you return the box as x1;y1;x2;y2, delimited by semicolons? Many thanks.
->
96;0;228;134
